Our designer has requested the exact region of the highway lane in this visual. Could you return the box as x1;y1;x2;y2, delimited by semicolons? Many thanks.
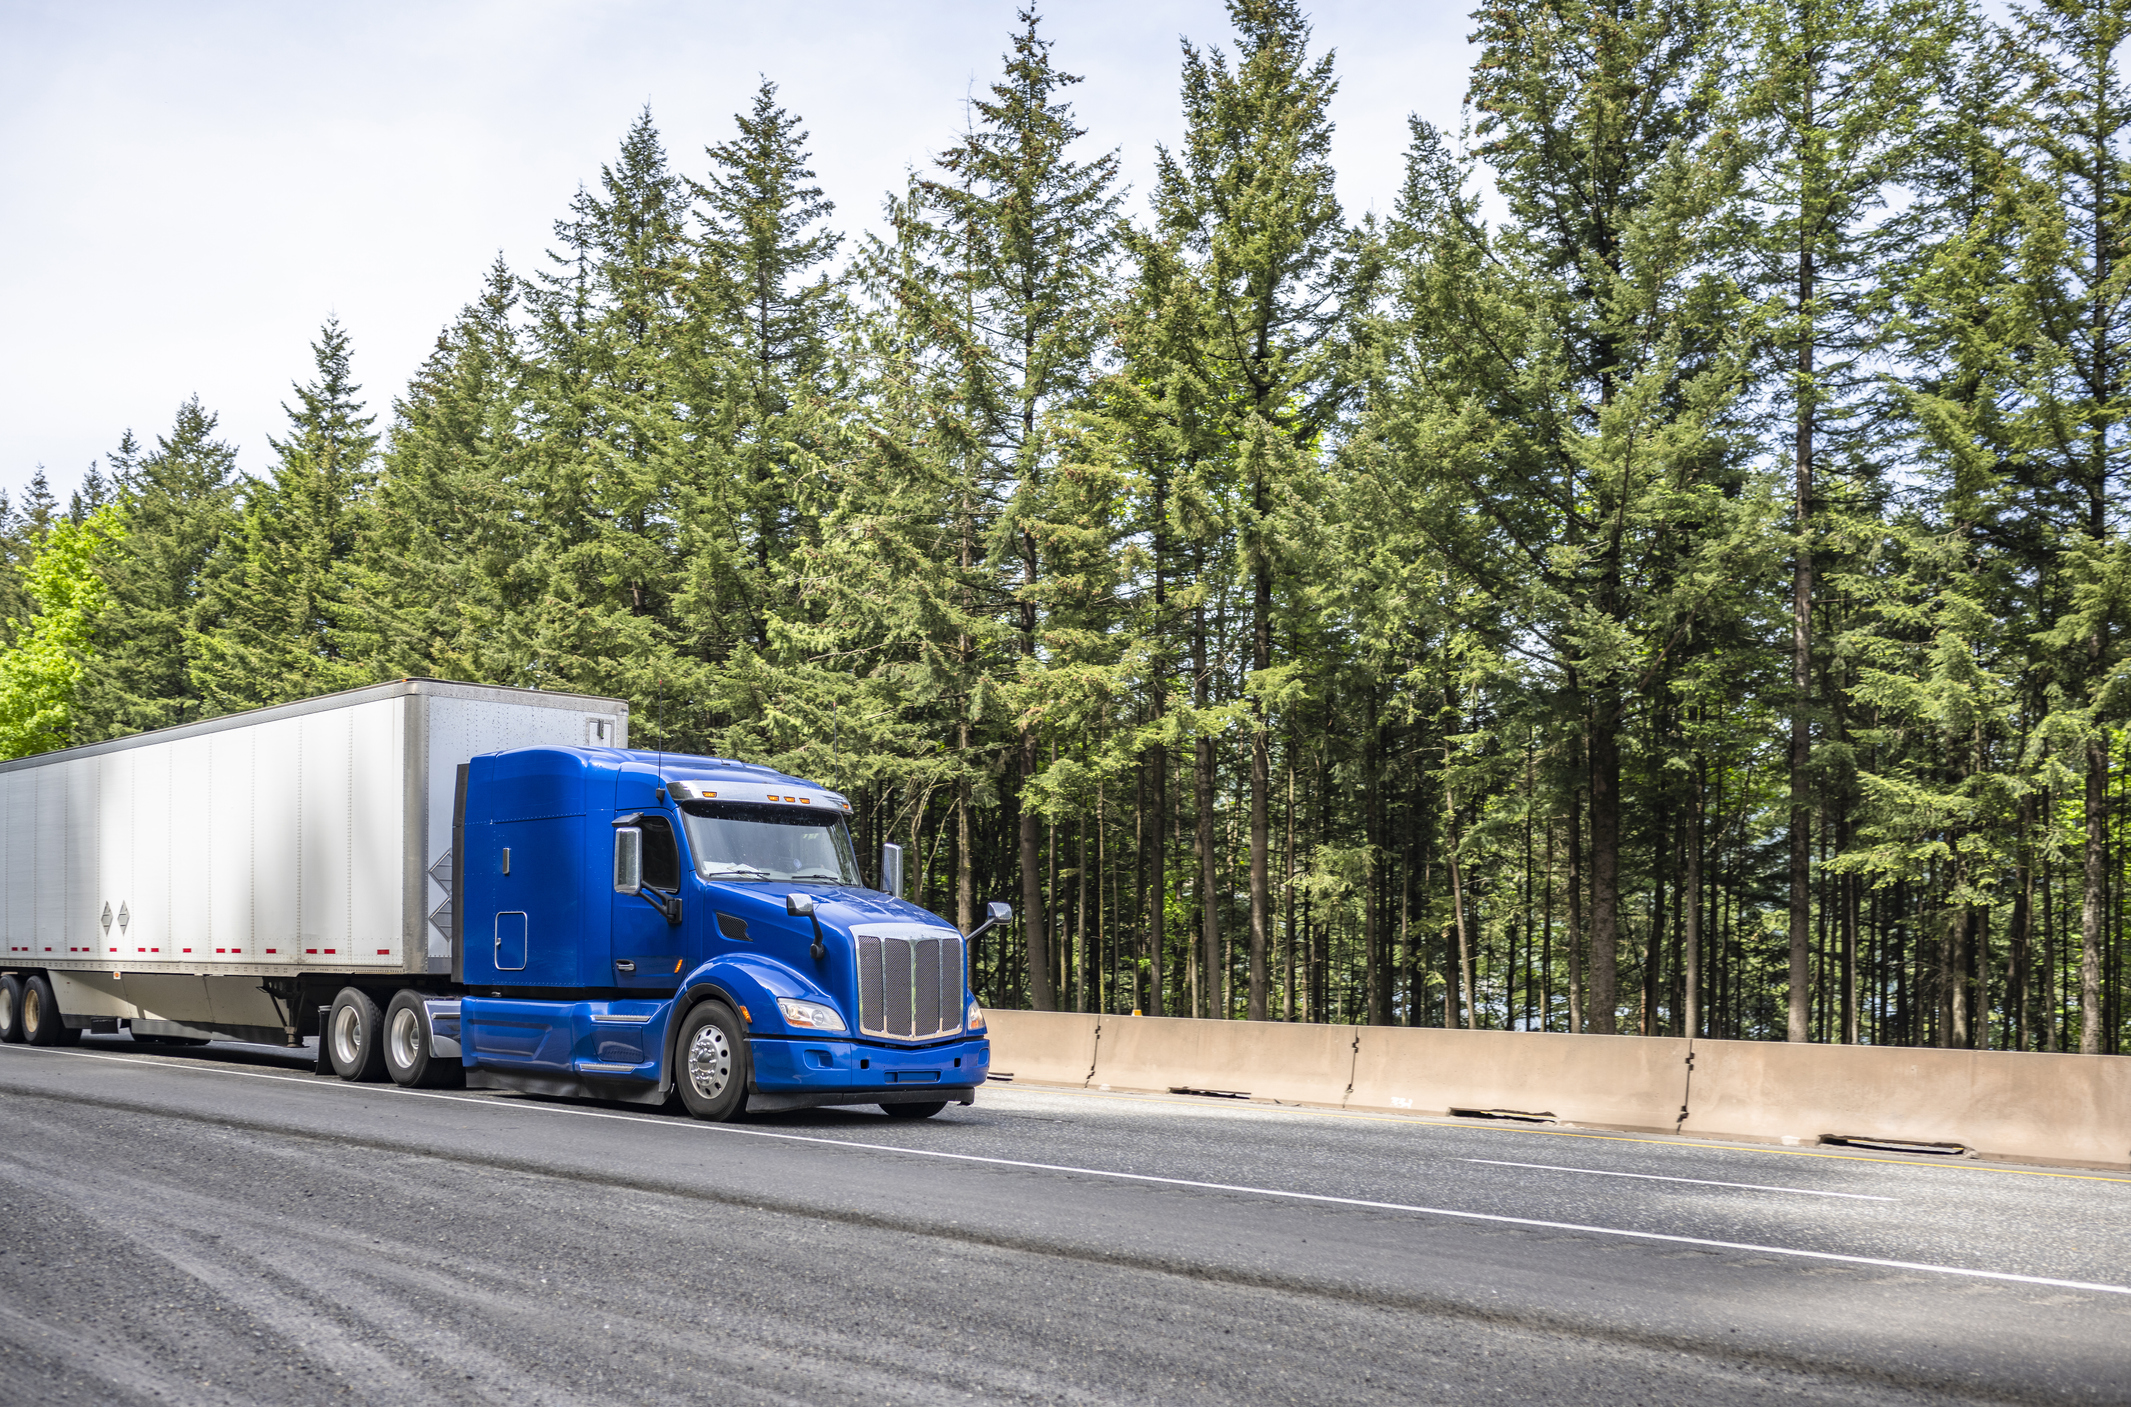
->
1;1036;2127;1404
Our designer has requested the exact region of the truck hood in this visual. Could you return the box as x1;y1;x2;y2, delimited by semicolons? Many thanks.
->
697;881;960;938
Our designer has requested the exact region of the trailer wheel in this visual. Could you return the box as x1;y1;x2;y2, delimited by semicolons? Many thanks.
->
0;975;23;1043
673;1002;749;1122
21;976;74;1046
327;988;388;1082
383;990;462;1088
882;1101;948;1120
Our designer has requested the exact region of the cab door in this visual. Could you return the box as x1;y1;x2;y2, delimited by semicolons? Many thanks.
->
611;812;688;991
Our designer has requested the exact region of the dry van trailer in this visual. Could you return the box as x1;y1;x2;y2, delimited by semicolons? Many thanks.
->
0;679;626;1046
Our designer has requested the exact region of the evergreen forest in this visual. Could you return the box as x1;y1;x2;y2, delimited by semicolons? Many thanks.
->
9;0;2131;1052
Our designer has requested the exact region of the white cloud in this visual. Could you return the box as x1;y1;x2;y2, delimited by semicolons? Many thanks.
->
0;0;1473;500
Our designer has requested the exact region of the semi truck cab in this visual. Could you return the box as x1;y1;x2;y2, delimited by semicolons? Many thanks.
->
446;745;1000;1121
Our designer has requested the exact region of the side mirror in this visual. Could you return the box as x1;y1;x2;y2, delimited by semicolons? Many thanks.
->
613;827;643;895
965;899;1013;942
880;842;904;899
788;891;826;961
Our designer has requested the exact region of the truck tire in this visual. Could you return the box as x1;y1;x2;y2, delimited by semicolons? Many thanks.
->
21;975;74;1046
327;987;388;1082
0;975;22;1043
673;1001;749;1122
383;990;462;1088
882;1101;948;1120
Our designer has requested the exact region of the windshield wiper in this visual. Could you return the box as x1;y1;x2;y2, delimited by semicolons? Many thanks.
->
701;864;771;879
786;869;845;882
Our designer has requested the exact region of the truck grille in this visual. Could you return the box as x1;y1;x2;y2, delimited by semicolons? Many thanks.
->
856;932;965;1040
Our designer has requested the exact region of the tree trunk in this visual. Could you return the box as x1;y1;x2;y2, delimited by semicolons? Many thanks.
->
1019;727;1053;1011
1249;564;1271;1020
1568;789;1586;1034
1685;761;1703;1039
2082;735;2108;1053
1447;793;1474;1031
1193;607;1218;1020
1147;737;1166;1016
1789;151;1817;1045
1588;699;1622;1034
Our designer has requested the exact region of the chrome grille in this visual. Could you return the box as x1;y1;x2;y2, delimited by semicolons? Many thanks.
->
855;932;965;1039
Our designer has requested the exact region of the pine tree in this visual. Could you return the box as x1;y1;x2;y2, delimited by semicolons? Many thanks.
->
351;258;536;682
909;8;1123;1003
1148;0;1348;1020
189;318;379;712
74;400;240;738
2004;0;2131;1052
1391;0;1765;1033
1734;0;1949;1040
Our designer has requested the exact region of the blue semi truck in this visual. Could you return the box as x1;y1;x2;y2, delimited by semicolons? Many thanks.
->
0;680;1002;1122
432;743;1004;1120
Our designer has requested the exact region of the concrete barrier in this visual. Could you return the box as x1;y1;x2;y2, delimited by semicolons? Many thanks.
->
982;1009;2131;1169
1679;1038;2131;1169
1091;1014;1359;1106
981;1010;1100;1088
1348;1026;1692;1132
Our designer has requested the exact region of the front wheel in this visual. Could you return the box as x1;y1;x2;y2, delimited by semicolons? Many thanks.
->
882;1101;948;1120
673;1002;749;1122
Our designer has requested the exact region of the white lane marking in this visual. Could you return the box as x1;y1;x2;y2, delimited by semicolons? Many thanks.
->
5;1043;2125;1298
1462;1158;1897;1202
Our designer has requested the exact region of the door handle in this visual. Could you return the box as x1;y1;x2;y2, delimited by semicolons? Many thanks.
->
614;960;636;975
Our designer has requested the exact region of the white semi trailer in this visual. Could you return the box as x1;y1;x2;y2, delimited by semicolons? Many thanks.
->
0;679;625;1051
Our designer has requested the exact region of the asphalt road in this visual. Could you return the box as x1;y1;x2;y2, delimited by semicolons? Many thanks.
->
2;1035;2128;1405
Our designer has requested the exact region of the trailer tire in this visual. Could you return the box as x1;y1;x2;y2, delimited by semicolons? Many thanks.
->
673;1001;749;1122
327;988;388;1082
0;974;23;1043
383;990;461;1088
882;1101;948;1120
20;975;70;1046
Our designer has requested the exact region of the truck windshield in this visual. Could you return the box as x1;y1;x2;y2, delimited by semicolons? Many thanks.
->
678;801;862;884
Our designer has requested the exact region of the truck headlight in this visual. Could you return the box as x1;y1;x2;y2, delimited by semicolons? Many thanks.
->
966;1002;986;1032
776;998;846;1032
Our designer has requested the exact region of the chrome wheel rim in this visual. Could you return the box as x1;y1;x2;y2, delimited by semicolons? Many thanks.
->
332;1005;364;1068
687;1022;733;1101
388;1007;421;1071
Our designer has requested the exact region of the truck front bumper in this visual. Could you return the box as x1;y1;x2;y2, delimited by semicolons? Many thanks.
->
746;1033;990;1111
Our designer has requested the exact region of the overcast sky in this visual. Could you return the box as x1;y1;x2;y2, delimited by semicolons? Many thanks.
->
1;2;1475;505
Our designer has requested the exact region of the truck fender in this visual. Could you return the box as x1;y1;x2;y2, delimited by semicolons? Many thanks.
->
659;953;831;1095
